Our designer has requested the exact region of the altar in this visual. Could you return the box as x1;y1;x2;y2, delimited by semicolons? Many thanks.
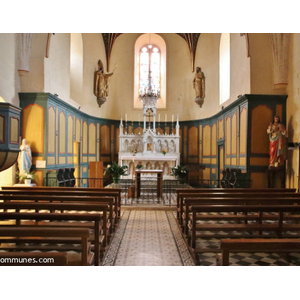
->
119;153;179;179
118;118;181;179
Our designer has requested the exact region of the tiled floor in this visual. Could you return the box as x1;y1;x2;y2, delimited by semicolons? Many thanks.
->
114;210;182;266
102;209;194;266
102;204;300;266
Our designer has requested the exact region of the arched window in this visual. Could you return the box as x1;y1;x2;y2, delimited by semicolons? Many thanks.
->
219;33;230;104
134;34;166;109
139;44;160;97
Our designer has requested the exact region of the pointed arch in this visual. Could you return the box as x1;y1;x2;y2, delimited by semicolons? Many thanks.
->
134;34;166;109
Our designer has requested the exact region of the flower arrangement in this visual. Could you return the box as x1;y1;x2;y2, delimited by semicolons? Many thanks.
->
136;162;143;169
104;161;128;178
171;165;187;178
16;171;36;182
162;150;167;155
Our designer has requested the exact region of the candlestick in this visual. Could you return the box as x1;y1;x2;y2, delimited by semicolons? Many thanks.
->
125;114;127;122
158;114;160;122
165;114;167;122
172;115;174;123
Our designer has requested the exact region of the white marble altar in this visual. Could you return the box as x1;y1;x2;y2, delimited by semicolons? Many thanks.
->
118;117;180;178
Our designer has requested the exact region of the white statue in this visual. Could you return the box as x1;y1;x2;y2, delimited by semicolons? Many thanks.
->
18;138;32;175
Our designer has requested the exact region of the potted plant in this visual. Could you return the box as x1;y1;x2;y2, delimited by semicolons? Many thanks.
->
104;161;128;183
162;150;167;156
16;171;36;185
136;162;143;170
171;165;187;184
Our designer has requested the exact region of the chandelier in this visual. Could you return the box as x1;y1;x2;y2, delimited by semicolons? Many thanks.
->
139;33;160;110
139;70;160;109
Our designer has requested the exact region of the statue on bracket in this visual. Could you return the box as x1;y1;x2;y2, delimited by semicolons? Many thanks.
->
93;59;116;107
193;66;205;108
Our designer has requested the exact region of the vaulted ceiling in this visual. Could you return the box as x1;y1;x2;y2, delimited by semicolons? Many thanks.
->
102;33;201;72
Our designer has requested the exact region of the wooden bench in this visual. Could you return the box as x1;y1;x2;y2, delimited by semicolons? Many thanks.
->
0;201;109;266
0;210;104;266
0;192;116;235
0;188;121;226
218;238;300;266
177;192;300;232
0;227;91;266
176;188;297;221
181;195;300;235
0;252;68;266
188;204;300;264
1;186;121;207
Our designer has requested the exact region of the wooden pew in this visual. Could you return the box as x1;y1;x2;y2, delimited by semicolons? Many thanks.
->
1;186;122;218
0;201;109;266
188;204;300;264
218;238;300;266
0;192;116;235
177;192;300;231
181;195;300;235
0;227;91;266
176;188;297;220
0;189;120;226
0;211;104;266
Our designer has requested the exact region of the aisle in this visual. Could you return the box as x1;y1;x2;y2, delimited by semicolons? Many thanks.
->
102;209;194;266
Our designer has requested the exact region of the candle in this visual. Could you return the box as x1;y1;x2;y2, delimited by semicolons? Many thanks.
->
165;114;167;122
125;114;127;122
158;114;160;122
172;115;174;123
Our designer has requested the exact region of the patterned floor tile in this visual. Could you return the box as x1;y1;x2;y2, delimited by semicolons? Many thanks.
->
102;199;300;267
102;209;194;266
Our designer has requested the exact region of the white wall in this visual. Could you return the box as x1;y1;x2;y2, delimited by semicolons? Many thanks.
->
0;33;20;106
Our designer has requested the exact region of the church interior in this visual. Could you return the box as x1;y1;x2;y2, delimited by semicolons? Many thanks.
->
1;29;300;297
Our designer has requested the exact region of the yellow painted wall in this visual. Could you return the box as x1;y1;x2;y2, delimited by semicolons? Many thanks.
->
251;105;273;155
48;107;55;153
23;104;44;154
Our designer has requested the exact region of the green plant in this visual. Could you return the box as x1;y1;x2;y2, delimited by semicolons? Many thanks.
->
104;161;128;178
16;171;36;182
136;162;143;169
171;165;187;178
162;150;167;155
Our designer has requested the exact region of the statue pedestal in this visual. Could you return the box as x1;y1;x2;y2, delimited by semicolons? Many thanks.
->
267;165;285;188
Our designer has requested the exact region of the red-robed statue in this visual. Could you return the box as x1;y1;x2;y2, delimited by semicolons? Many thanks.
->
267;115;288;167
